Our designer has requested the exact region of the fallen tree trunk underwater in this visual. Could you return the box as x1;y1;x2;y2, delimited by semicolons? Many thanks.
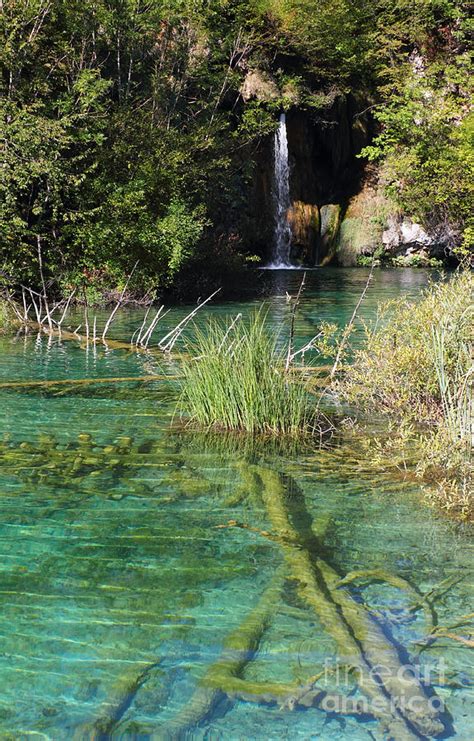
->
254;465;444;740
154;465;445;740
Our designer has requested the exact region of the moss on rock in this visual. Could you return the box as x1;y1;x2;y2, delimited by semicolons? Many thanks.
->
336;181;391;266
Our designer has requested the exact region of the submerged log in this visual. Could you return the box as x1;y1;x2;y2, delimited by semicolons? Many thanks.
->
254;465;444;741
158;569;285;738
72;660;163;740
0;375;172;390
335;568;435;630
157;468;444;740
8;429;446;738
228;679;367;715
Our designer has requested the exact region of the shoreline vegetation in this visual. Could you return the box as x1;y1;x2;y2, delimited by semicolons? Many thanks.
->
334;269;473;519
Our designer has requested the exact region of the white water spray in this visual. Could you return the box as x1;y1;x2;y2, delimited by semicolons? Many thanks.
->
269;112;292;268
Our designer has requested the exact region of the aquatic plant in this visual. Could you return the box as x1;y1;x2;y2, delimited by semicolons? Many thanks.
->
432;325;472;447
338;270;473;420
178;310;318;436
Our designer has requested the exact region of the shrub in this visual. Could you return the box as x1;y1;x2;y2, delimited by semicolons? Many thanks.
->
0;298;19;332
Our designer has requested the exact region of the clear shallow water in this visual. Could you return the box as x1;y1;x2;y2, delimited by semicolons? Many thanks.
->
0;268;472;740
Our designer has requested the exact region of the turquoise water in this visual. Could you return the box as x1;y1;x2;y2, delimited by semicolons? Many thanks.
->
0;268;472;740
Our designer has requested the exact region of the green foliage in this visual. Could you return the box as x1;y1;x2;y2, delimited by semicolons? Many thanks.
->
179;310;315;435
1;0;472;291
0;299;17;332
0;0;257;294
390;254;444;268
236;102;278;142
361;1;473;257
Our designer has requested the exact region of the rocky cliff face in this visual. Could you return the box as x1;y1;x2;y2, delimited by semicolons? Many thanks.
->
247;94;372;264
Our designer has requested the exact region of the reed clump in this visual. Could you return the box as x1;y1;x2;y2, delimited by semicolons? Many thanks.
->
337;270;473;517
179;311;317;436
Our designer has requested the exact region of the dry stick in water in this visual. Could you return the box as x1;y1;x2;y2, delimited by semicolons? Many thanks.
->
15;284;51;327
57;290;76;329
289;331;323;365
132;292;158;345
218;312;242;352
158;289;221;352
21;288;30;323
38;293;67;326
285;272;306;372
41;300;63;326
27;287;42;325
37;235;53;330
133;304;153;345
83;287;90;344
101;260;139;341
330;260;375;379
141;306;169;349
9;282;219;358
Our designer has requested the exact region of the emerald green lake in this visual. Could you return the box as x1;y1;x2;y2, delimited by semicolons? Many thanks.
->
0;268;472;740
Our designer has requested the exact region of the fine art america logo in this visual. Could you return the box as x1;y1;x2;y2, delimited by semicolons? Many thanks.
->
320;657;447;715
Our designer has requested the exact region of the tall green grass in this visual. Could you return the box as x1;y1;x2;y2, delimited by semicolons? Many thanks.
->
432;326;472;447
338;270;473;517
178;310;316;435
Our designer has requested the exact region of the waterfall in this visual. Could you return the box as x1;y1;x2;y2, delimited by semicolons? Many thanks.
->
269;113;292;267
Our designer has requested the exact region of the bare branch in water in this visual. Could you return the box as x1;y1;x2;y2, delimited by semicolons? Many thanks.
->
218;313;242;351
140;306;168;348
57;290;76;328
285;272;306;373
158;289;221;352
330;261;375;379
289;332;323;364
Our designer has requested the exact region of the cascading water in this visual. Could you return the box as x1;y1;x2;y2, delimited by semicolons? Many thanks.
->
269;112;293;268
